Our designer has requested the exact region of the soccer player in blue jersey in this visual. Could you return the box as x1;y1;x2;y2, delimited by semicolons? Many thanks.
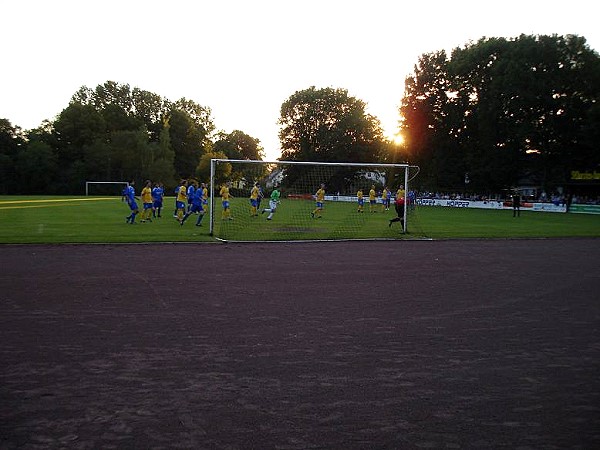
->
186;179;196;213
151;182;164;218
122;181;140;224
180;185;205;226
408;190;416;210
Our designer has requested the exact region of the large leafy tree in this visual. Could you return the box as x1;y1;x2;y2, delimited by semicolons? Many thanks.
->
50;82;216;190
401;34;600;193
132;88;170;141
399;50;464;190
14;141;57;194
197;151;232;186
212;130;266;183
109;128;151;182
278;86;386;192
168;109;204;178
213;129;264;161
146;124;177;187
278;86;384;163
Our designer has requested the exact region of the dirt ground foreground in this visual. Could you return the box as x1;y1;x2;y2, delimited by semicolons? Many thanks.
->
1;239;599;449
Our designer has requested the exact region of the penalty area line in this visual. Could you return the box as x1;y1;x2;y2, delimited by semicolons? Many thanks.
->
0;198;117;210
0;197;116;205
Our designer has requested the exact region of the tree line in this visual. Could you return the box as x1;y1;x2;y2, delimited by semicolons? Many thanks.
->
400;34;600;195
1;34;598;196
0;82;264;194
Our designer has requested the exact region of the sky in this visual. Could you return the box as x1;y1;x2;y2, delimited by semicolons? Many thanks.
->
2;0;599;161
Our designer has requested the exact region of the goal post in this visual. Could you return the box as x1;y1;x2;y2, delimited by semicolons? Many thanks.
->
209;159;419;241
85;181;130;196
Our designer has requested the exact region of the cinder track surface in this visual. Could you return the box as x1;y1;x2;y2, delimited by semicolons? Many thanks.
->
1;239;599;449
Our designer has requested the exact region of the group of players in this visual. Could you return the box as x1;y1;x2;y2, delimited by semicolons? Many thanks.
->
122;180;165;224
315;184;408;230
122;179;208;226
247;182;281;220
358;184;408;229
122;179;407;230
220;181;281;221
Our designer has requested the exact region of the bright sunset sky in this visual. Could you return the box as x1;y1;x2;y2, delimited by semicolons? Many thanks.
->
1;0;598;160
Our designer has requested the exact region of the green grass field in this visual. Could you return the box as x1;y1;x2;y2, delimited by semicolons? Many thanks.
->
0;196;599;244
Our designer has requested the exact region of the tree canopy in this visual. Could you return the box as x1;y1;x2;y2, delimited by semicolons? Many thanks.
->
1;34;599;197
400;34;600;194
278;86;385;163
0;81;260;194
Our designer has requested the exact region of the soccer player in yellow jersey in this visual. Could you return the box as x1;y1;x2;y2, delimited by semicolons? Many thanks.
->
311;183;325;218
396;185;406;202
201;183;209;214
249;182;260;216
357;188;364;212
176;179;188;223
220;182;233;220
369;185;377;212
140;180;153;222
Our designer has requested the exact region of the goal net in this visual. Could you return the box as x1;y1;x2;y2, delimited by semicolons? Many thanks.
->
209;159;420;241
85;181;129;196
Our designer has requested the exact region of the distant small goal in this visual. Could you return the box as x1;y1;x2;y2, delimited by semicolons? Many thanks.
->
85;181;130;196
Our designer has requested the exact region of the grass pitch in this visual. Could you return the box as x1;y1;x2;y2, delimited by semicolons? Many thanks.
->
0;196;598;244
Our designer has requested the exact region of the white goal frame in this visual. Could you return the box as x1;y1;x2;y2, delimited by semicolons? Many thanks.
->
209;159;415;238
85;181;130;196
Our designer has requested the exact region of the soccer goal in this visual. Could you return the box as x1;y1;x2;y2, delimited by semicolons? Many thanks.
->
209;159;420;241
85;181;130;196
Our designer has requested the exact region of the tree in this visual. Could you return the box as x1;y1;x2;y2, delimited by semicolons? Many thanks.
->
174;98;215;138
0;119;24;193
2;81;221;194
399;50;463;191
197;151;231;185
278;87;387;192
168;109;205;178
15;141;57;194
92;81;134;114
53;102;106;165
213;130;264;161
212;130;266;183
110;128;151;183
82;140;112;181
132;88;171;142
450;34;600;191
278;86;384;163
147;123;177;188
400;34;600;193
